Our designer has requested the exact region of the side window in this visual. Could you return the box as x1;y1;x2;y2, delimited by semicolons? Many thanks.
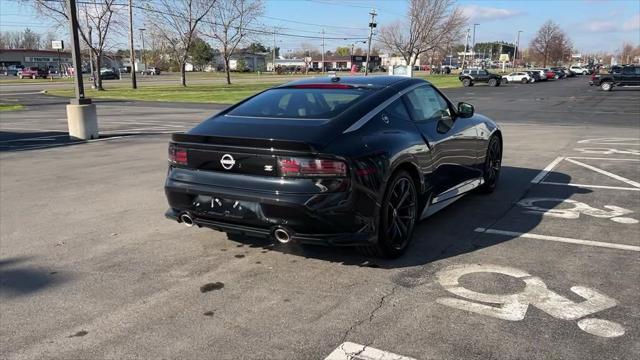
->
635;67;640;75
379;98;410;124
622;67;634;74
470;70;478;76
404;86;451;123
478;70;487;76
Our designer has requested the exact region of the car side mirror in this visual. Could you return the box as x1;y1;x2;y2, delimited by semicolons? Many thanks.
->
457;102;474;118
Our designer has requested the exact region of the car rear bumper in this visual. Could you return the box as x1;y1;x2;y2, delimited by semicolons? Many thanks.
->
164;176;376;246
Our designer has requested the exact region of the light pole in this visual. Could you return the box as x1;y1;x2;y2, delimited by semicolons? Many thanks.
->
139;28;147;73
472;23;479;64
128;0;137;88
462;27;470;69
365;8;377;76
514;30;522;69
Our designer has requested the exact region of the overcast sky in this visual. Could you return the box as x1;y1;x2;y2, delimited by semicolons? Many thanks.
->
1;0;638;54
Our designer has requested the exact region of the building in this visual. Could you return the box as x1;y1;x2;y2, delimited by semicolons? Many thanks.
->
380;54;421;68
0;48;72;69
307;55;382;71
228;52;267;72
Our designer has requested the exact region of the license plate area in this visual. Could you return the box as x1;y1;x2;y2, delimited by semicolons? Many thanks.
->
192;195;260;220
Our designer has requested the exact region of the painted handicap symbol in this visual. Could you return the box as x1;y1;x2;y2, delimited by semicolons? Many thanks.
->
518;198;638;224
436;264;625;338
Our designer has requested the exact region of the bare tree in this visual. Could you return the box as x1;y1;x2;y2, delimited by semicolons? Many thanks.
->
620;42;634;64
529;20;572;67
377;0;466;67
205;0;264;85
31;0;120;90
145;0;215;87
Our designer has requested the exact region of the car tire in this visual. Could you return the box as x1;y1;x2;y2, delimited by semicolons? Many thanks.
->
488;79;497;87
462;78;471;87
554;74;559;79
32;75;36;79
583;71;588;75
477;135;502;194
358;170;418;259
521;78;527;84
601;82;613;91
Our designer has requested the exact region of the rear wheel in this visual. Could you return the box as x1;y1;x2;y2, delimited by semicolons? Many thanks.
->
502;78;509;84
601;82;613;91
521;78;527;84
358;171;418;258
478;135;502;194
462;78;471;87
488;78;497;87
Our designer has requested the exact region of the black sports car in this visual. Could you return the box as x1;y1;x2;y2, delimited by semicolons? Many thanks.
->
164;76;502;258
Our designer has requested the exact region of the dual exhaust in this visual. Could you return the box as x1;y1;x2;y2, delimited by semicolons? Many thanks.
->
178;213;292;244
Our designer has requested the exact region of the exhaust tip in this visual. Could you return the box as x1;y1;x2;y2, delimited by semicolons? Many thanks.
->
180;213;194;227
273;228;291;244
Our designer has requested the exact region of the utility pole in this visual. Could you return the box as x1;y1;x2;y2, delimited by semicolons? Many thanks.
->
85;8;96;89
321;28;325;74
139;28;147;73
514;30;522;69
462;27;470;69
128;0;137;88
272;27;276;73
365;8;377;76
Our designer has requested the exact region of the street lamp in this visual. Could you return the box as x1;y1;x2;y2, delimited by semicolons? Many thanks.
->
514;30;523;69
472;23;479;61
139;28;147;73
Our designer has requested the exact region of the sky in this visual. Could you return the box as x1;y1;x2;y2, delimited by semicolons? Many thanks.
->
1;0;639;54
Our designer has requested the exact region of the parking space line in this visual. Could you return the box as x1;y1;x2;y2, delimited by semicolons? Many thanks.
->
474;228;640;252
0;134;69;143
565;158;640;188
566;157;640;162
531;156;564;183
539;182;640;191
325;342;416;360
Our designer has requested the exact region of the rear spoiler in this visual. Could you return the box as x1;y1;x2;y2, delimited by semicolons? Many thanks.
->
171;133;317;152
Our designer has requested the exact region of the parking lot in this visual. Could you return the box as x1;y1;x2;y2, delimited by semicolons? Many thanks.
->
1;77;639;359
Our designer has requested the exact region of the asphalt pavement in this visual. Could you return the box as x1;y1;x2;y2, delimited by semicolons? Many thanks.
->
1;76;639;359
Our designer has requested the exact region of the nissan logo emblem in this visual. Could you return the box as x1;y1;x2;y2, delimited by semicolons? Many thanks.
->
220;154;235;170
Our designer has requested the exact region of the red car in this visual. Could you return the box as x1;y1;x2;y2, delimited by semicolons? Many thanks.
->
18;67;49;79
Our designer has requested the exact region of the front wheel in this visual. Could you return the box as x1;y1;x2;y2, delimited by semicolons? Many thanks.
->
477;135;502;194
502;78;509;84
521;78;527;84
462;78;471;87
601;82;613;91
358;171;418;258
488;78;497;87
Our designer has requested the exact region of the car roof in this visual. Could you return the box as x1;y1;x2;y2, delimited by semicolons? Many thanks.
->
279;75;424;89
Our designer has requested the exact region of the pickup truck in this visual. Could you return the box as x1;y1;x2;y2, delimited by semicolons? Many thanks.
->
18;67;49;79
590;65;640;91
458;68;502;87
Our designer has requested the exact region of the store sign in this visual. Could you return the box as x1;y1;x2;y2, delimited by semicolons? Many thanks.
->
24;56;70;63
52;40;64;50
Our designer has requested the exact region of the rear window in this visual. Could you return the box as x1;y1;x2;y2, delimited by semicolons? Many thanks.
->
227;87;372;119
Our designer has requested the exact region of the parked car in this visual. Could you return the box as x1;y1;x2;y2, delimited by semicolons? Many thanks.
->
569;65;590;75
590;65;640;91
561;68;576;77
99;68;119;80
164;76;503;258
541;68;556;80
530;69;548;81
141;67;161;75
18;67;48;79
502;72;531;84
458;68;502;87
2;65;24;76
525;71;541;83
550;67;566;79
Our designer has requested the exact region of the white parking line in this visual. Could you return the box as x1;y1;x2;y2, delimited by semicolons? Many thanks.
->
0;134;69;143
565;158;640;188
539;182;640;191
531;156;564;183
567;157;640;162
325;342;416;360
474;228;640;252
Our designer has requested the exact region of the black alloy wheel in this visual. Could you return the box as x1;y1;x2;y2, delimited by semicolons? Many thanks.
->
488;78;497;87
478;135;502;193
359;171;418;258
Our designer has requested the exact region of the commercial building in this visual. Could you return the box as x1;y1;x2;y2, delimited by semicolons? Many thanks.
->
0;48;72;69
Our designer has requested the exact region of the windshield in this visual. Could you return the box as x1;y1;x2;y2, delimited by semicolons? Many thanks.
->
227;87;373;119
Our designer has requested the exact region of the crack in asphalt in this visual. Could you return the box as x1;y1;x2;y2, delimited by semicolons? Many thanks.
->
339;285;399;350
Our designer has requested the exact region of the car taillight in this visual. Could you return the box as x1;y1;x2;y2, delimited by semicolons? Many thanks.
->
277;157;347;177
168;145;188;165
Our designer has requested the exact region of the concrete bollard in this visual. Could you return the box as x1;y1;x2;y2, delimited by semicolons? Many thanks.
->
66;103;98;140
